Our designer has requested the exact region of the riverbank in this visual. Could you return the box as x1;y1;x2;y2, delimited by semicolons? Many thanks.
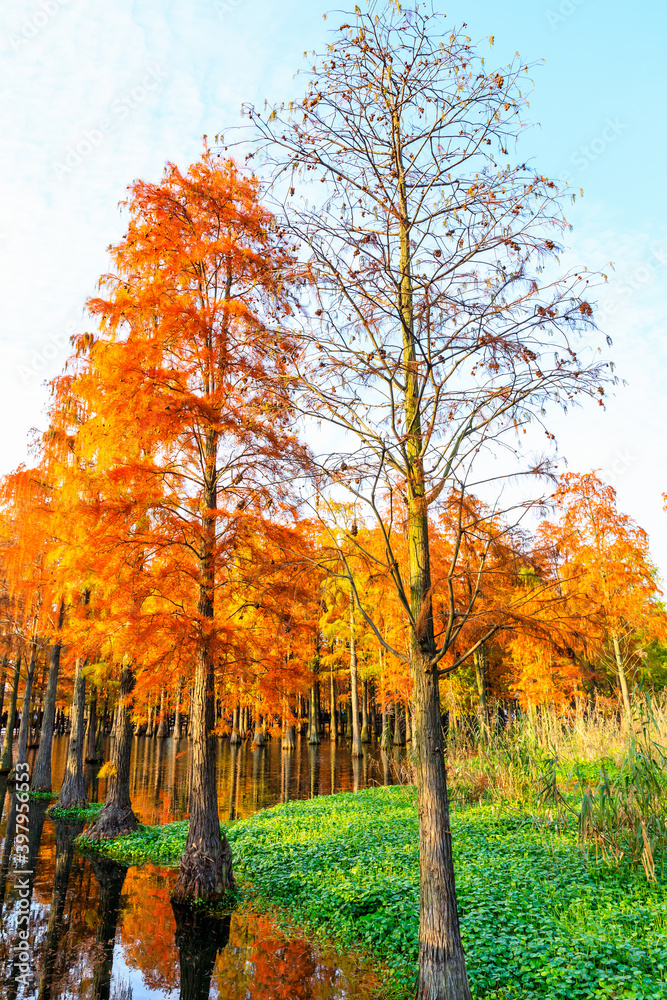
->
80;785;667;999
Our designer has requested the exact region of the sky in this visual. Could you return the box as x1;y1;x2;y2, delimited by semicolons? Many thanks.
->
1;0;666;572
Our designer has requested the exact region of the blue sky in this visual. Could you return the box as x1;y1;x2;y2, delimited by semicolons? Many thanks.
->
1;0;665;572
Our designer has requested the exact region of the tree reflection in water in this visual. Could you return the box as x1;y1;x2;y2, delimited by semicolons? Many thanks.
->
172;905;231;1000
37;820;85;1000
89;856;128;1000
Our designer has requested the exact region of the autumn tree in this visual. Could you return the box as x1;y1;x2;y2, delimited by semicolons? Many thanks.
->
538;472;665;721
76;151;307;903
247;6;608;996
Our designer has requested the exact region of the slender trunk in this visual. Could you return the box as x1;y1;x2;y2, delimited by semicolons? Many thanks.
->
611;630;633;726
146;700;155;738
360;677;370;742
230;703;241;745
174;678;184;740
349;595;362;757
308;683;320;745
172;426;234;905
394;702;405;746
474;644;489;741
381;700;393;750
0;657;7;741
156;686;167;738
32;602;65;791
83;663;139;841
329;672;337;742
282;699;295;750
397;139;471;996
53;658;88;810
10;648;36;780
86;686;98;762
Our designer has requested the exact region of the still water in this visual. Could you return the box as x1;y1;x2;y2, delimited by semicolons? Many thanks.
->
0;735;400;999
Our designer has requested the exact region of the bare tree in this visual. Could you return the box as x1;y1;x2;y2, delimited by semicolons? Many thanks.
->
245;4;609;997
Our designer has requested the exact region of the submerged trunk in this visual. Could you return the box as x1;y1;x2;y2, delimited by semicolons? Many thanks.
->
172;427;234;906
230;704;241;745
9;647;37;781
54;658;88;810
86;686;98;762
349;595;362;758
329;671;337;742
360;677;370;743
83;663;139;841
156;686;168;738
174;678;185;740
381;703;393;750
0;657;21;774
307;682;320;745
393;702;405;746
0;657;7;740
33;603;65;792
282;698;295;750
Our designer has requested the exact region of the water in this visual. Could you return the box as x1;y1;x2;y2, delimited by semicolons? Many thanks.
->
0;734;402;999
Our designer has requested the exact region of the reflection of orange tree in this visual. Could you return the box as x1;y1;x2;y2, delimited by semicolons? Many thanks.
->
119;869;179;992
213;912;382;999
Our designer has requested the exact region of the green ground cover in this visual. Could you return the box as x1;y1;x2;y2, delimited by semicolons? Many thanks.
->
49;800;103;820
82;785;667;999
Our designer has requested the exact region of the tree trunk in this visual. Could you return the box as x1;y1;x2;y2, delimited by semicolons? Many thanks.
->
381;703;393;750
360;677;370;742
230;703;241;745
172;427;234;905
611;630;633;726
53;659;88;810
9;648;36;782
474;644;489;741
329;671;337;742
145;700;155;738
83;663;139;841
156;686;168;738
395;147;472;990
307;682;320;745
282;699;295;750
0;657;7;741
86;685;98;762
349;595;362;757
33;604;65;791
174;678;184;740
394;702;406;746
